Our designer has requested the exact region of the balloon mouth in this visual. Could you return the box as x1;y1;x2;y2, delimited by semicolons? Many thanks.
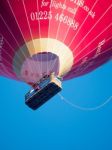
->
13;38;74;83
20;52;60;84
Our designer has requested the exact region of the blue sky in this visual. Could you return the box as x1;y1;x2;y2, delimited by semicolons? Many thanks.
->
0;60;112;150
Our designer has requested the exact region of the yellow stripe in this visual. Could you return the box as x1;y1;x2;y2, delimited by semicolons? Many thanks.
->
13;38;74;80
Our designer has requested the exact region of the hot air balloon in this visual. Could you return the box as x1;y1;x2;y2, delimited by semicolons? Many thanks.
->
0;0;112;109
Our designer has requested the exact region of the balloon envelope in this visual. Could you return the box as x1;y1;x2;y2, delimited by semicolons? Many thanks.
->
0;0;112;84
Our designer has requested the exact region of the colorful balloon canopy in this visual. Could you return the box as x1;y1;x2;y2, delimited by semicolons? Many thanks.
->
0;0;112;85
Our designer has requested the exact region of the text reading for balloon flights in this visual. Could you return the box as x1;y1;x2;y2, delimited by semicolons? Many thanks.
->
30;0;96;31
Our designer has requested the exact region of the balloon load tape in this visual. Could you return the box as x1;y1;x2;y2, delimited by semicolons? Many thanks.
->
0;0;112;110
